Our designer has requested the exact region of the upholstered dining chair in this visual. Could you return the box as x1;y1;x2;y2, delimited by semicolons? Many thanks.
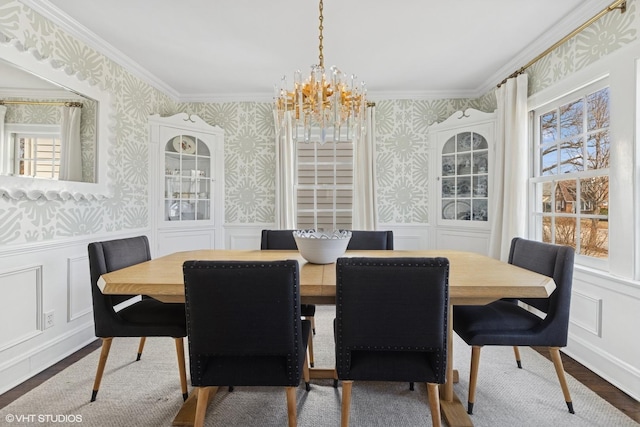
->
346;230;394;250
260;229;395;370
87;235;188;402
183;260;310;427
453;237;575;415
335;257;449;427
260;229;317;367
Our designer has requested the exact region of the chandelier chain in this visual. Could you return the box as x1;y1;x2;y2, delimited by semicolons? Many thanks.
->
318;0;324;67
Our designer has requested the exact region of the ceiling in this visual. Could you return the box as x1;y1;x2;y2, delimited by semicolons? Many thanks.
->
25;0;614;102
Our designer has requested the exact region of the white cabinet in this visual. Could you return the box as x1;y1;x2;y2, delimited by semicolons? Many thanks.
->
428;109;495;254
149;113;224;256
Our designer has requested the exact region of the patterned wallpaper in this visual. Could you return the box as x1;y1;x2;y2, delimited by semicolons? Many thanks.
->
0;0;636;246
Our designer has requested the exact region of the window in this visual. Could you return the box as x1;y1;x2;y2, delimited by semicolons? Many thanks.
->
530;80;609;260
2;124;62;180
14;133;61;179
295;141;353;231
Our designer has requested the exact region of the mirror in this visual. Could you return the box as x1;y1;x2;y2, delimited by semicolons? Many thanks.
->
0;59;98;182
0;40;113;200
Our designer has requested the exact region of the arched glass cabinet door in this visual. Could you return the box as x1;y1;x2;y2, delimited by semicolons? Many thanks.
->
163;134;211;222
441;131;489;223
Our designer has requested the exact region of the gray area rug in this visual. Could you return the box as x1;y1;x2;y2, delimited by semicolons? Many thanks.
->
1;306;637;426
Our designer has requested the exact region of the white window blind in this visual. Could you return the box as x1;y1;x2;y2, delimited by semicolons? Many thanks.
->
14;133;61;179
295;141;353;231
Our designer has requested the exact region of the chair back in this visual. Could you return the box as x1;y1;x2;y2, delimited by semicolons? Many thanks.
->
508;237;575;342
87;235;151;336
183;260;305;386
260;229;297;249
261;229;394;251
335;257;449;383
346;230;394;250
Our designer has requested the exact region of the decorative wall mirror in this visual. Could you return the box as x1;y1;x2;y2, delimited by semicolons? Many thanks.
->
0;38;113;200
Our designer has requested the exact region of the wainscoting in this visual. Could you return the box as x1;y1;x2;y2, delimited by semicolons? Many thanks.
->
565;268;640;401
0;231;149;395
1;224;638;403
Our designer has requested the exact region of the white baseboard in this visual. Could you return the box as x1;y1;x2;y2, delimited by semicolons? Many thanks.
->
565;333;640;401
0;323;96;395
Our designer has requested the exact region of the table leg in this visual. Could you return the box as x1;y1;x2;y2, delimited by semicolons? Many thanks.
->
439;304;474;427
172;386;217;427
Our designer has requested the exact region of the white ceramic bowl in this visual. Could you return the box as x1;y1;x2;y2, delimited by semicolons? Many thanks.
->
293;230;352;264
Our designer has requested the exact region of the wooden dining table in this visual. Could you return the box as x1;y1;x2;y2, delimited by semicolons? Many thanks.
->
98;249;556;427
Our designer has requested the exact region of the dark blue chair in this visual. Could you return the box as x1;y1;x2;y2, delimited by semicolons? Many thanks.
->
453;237;575;415
260;229;394;370
87;235;188;402
335;257;449;427
183;260;310;427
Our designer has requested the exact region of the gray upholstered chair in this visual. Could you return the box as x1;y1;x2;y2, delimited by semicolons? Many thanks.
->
335;257;449;427
183;260;310;427
87;235;188;402
453;237;575;415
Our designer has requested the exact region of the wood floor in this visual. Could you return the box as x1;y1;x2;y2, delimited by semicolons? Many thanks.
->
0;340;637;423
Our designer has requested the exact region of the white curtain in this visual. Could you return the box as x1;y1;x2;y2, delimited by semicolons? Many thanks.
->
59;105;82;181
352;105;377;230
488;73;529;261
274;111;296;229
0;106;6;174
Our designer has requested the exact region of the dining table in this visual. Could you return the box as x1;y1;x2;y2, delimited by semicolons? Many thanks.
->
98;249;556;427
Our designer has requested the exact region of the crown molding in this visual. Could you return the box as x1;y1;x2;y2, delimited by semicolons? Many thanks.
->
177;92;275;104
476;0;617;95
19;0;181;101
178;89;482;105
21;0;617;104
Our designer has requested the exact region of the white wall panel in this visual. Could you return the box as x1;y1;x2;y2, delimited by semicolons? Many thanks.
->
0;265;42;351
67;255;92;322
435;228;489;255
570;290;602;336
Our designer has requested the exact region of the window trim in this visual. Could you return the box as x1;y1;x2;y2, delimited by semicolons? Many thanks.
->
529;78;610;271
2;123;61;179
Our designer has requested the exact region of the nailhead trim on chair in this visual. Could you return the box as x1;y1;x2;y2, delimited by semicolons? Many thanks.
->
335;257;449;379
184;261;303;385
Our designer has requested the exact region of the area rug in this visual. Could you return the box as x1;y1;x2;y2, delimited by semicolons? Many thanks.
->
0;306;636;426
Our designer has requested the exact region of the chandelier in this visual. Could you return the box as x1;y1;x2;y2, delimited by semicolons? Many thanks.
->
274;0;367;144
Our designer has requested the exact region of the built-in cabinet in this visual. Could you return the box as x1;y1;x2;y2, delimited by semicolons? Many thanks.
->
149;114;224;256
428;109;495;254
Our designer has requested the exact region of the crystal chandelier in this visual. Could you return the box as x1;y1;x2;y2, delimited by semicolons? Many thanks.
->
274;0;366;144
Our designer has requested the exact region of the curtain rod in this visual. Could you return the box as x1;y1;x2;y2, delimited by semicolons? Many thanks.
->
0;100;83;107
497;0;627;88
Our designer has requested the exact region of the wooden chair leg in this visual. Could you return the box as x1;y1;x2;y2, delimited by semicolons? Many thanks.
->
549;347;575;414
302;351;311;391
91;337;113;402
194;386;215;427
341;380;353;427
467;345;481;414
310;315;316;335
307;329;315;368
136;337;146;361
513;346;522;368
427;382;442;427
174;337;189;401
285;386;297;427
